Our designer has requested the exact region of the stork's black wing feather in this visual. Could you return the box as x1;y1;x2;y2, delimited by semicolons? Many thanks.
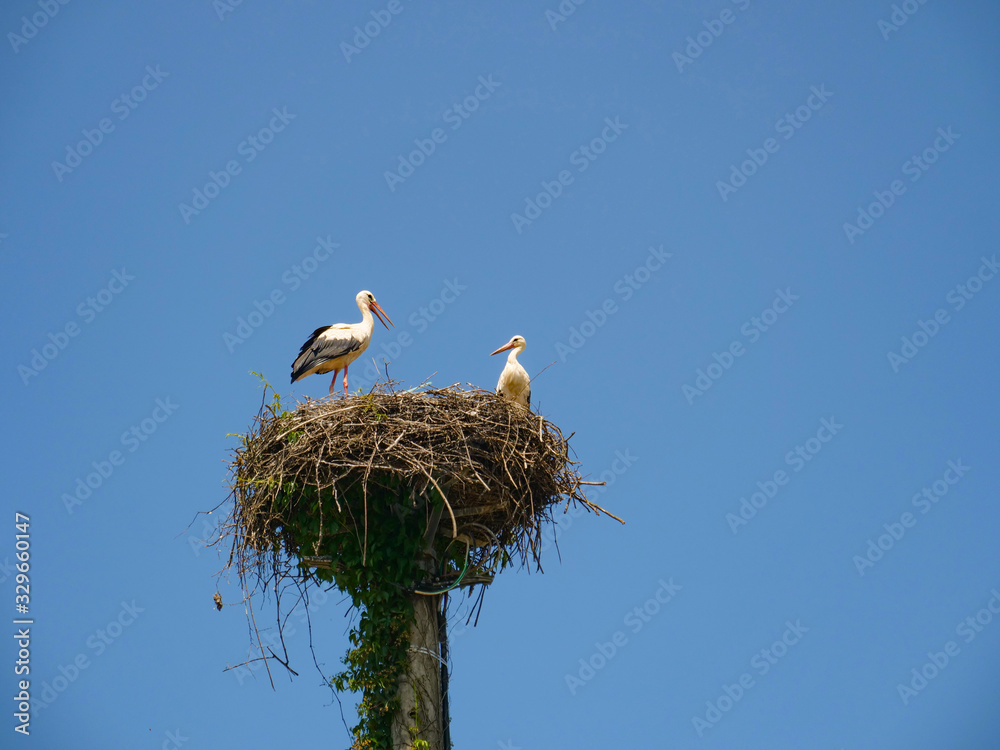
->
290;326;362;383
296;326;333;356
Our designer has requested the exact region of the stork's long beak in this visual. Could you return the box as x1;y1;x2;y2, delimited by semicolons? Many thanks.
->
490;342;515;356
370;300;394;330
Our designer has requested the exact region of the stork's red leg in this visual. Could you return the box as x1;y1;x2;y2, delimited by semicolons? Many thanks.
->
343;364;350;396
328;370;340;395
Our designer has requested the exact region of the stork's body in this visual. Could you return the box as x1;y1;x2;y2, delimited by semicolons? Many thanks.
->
290;290;393;396
490;335;530;407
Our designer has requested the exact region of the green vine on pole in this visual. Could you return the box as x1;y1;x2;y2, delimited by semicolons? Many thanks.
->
322;495;423;750
237;375;446;749
275;469;439;750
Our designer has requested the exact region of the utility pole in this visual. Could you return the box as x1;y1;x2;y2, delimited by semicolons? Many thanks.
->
392;537;445;750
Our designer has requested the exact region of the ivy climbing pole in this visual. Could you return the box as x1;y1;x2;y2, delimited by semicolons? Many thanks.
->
217;379;622;750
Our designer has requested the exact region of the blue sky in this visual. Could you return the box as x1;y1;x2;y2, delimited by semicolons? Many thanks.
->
2;1;999;748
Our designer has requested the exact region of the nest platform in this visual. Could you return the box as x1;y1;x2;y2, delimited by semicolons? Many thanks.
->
225;383;620;591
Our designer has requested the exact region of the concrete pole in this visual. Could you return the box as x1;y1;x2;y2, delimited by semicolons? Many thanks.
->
391;588;444;750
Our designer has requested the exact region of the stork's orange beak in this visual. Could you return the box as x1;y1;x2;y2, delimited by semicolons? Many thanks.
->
490;341;515;356
370;300;394;330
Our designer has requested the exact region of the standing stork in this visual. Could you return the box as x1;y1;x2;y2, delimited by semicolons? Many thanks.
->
290;290;394;396
490;335;530;407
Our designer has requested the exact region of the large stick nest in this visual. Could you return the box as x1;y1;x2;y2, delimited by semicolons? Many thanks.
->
224;382;620;592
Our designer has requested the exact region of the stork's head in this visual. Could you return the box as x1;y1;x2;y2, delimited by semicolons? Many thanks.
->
490;335;527;357
356;290;394;330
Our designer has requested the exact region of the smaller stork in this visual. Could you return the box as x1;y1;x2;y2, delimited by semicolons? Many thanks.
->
290;290;394;396
490;335;530;408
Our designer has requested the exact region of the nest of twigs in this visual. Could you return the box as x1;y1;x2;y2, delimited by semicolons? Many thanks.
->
224;381;621;592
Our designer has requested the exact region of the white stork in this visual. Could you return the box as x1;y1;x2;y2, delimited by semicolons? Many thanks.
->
290;290;394;396
490;335;530;407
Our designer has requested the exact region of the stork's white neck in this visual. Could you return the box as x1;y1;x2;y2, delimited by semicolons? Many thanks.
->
357;302;375;334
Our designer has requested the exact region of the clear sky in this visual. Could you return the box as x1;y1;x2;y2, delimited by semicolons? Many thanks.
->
2;2;999;748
